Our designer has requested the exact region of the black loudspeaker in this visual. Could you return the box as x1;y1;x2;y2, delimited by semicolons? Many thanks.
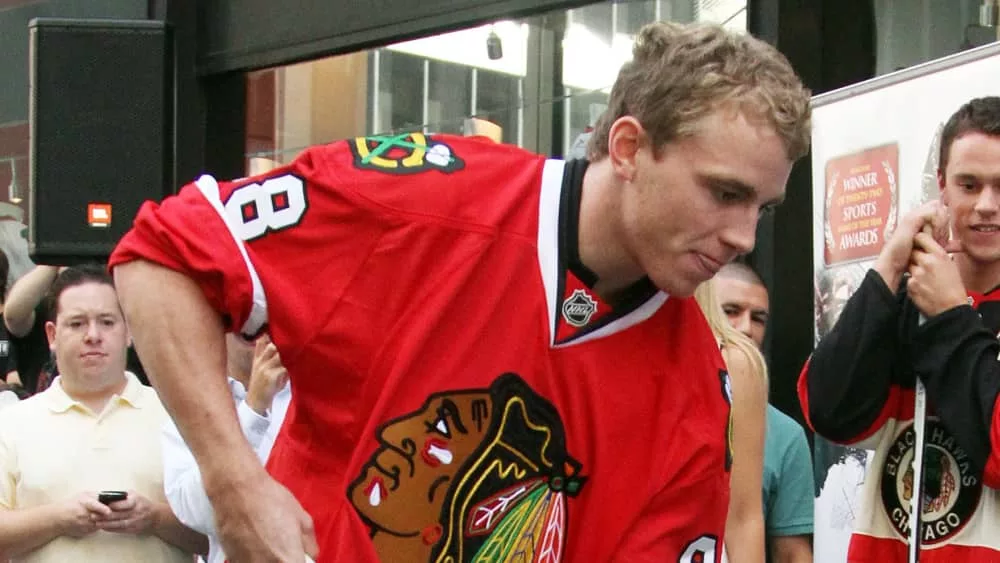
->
28;18;171;265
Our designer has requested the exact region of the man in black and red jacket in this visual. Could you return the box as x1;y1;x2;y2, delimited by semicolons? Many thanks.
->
801;96;1000;562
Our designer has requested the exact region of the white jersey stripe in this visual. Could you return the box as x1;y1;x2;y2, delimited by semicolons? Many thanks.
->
194;175;269;336
535;159;669;348
536;159;564;347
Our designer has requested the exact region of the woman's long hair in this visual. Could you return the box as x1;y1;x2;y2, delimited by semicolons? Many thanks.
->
694;279;768;384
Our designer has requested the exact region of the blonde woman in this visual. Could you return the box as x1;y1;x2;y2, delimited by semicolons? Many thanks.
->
696;280;768;563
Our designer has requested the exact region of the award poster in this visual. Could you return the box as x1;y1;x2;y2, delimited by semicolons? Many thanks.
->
809;42;1000;563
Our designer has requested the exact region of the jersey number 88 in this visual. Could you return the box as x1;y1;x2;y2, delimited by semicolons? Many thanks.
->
224;175;307;241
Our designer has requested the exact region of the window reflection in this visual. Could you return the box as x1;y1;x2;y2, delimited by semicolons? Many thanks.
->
476;69;522;146
376;51;425;134
243;0;748;172
427;60;472;135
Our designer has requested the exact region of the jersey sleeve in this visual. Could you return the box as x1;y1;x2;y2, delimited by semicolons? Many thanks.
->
799;269;906;447
109;143;395;358
909;304;1000;487
111;136;537;358
109;174;266;337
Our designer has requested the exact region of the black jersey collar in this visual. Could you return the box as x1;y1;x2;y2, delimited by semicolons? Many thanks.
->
536;159;668;347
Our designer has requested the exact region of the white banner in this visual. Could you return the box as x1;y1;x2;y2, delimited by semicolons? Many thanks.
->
810;42;1000;563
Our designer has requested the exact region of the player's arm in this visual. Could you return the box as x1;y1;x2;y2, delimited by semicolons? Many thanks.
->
115;261;315;561
115;261;265;505
110;161;342;561
723;344;767;563
798;269;903;446
909;304;1000;486
161;385;277;537
803;201;951;445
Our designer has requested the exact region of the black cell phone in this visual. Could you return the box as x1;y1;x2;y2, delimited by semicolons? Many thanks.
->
98;490;127;505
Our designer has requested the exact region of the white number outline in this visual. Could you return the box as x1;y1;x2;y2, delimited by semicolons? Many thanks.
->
223;174;308;241
678;534;719;563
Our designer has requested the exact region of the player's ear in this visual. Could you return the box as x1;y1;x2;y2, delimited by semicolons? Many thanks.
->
45;321;57;349
938;168;949;206
607;116;646;183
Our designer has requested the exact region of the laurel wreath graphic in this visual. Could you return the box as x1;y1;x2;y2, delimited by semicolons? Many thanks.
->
824;171;838;256
882;160;897;239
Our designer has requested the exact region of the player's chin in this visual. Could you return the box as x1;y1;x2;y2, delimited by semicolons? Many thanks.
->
963;243;1000;265
651;271;701;298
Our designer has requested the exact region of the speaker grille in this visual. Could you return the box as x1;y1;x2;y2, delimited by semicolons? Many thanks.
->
29;18;170;264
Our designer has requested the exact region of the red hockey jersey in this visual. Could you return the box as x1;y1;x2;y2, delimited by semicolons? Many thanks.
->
111;133;731;562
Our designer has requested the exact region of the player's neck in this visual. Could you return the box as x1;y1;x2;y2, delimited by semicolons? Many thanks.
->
577;159;645;300
956;252;1000;294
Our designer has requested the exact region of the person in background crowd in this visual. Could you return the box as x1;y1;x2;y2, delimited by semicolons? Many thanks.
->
0;264;206;562
3;265;53;394
696;279;768;563
5;265;148;394
0;251;16;389
716;262;814;563
801;96;1000;561
162;333;291;563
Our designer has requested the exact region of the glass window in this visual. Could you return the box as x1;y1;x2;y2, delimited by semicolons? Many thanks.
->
427;60;472;135
874;0;990;76
562;1;749;154
475;69;522;145
695;0;747;29
574;2;614;46
618;1;657;35
243;0;749;171
377;50;425;134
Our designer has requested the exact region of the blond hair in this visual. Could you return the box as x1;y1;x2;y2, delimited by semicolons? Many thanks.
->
694;280;768;384
587;21;811;162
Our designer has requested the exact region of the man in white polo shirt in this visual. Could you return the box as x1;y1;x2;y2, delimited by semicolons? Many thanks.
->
0;265;206;562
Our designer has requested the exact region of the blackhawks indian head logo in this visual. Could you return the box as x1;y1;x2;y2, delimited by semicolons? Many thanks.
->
347;373;586;562
349;132;465;175
880;419;982;544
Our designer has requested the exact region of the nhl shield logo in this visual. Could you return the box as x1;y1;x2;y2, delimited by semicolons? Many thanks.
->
561;289;598;328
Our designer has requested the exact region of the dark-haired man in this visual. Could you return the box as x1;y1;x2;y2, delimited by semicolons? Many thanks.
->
801;96;1000;561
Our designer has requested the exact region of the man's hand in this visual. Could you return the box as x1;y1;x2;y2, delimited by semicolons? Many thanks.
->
907;231;968;317
59;492;112;538
97;491;159;535
211;470;318;562
875;201;950;291
246;335;289;417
